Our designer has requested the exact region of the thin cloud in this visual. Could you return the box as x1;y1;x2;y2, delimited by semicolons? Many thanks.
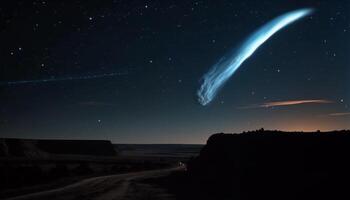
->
239;99;333;109
328;112;350;117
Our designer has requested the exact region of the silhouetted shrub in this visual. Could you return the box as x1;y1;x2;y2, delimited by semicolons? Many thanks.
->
0;165;45;189
71;162;93;175
49;164;69;179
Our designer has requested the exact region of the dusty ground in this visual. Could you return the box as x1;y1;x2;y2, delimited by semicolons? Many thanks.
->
7;167;183;200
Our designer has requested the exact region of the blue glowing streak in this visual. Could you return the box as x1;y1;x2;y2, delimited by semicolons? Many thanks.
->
0;72;128;86
197;8;313;106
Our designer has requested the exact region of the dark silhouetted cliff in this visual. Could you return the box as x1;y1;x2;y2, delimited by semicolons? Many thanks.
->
0;138;117;158
184;130;350;200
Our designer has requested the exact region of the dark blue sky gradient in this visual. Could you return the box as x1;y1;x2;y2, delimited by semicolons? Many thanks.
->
0;0;349;143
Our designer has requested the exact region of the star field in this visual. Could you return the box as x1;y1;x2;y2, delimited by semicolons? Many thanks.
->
0;0;349;143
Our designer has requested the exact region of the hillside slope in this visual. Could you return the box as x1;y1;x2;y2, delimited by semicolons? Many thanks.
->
0;138;117;158
186;130;350;200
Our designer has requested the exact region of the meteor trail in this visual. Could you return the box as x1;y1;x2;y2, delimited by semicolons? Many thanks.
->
197;8;313;106
0;72;128;86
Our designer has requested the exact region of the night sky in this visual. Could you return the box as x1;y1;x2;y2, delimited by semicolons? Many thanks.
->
0;0;349;144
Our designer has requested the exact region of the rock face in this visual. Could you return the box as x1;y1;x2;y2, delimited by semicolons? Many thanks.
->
187;130;350;200
0;138;117;158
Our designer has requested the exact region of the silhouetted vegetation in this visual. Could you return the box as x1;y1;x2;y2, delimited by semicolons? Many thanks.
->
71;163;94;176
0;165;47;189
49;164;70;179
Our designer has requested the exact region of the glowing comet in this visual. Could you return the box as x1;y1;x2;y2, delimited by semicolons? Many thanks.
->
197;8;313;106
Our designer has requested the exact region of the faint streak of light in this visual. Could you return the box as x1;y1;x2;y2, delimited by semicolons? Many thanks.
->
238;99;333;109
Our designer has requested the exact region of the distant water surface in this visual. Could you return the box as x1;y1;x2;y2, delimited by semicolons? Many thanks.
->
114;144;203;157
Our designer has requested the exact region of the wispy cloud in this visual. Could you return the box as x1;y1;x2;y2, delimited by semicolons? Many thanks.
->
79;101;115;107
328;112;350;117
239;99;333;109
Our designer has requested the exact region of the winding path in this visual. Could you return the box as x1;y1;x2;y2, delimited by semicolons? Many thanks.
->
7;167;183;200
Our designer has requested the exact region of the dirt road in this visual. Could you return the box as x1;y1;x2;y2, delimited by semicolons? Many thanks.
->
7;167;183;200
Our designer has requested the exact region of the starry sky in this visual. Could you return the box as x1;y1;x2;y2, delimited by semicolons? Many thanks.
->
0;0;349;144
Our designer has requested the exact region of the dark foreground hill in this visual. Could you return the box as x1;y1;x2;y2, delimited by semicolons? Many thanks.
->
0;138;117;158
150;130;350;200
187;130;350;200
0;139;188;198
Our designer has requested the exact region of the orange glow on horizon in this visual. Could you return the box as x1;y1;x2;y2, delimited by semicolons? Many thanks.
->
264;117;349;132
